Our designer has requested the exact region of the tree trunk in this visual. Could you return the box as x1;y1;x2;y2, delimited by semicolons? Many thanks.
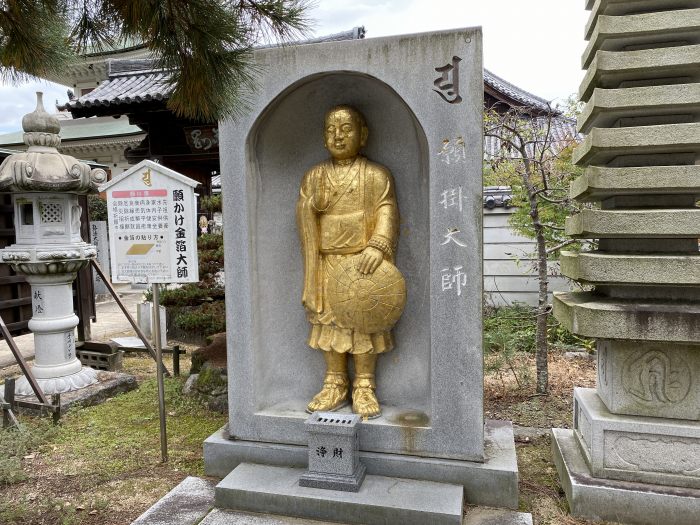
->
532;208;549;394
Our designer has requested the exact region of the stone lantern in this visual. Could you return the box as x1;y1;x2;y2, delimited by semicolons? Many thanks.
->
0;93;107;396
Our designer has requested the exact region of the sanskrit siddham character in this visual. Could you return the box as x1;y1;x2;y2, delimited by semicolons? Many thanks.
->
296;105;403;419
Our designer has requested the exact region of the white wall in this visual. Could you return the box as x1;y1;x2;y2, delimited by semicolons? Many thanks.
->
483;208;571;307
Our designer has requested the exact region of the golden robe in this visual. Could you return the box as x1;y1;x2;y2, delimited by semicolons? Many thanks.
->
297;156;399;354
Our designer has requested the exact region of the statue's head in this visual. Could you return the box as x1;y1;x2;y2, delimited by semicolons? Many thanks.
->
324;105;368;161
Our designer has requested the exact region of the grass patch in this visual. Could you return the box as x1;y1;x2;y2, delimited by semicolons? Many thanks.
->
0;419;58;484
52;374;226;478
516;436;610;524
0;354;226;525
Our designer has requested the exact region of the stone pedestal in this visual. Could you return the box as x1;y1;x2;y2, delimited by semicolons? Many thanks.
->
205;420;519;509
552;2;700;523
573;388;699;489
15;271;97;395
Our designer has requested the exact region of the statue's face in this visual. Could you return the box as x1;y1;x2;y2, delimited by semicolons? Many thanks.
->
324;108;366;160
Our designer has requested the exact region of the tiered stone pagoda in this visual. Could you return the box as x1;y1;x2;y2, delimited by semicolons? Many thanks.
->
552;2;700;524
0;93;107;395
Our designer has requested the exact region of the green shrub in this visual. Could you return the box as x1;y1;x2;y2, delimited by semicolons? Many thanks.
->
197;233;224;251
87;194;108;221
158;285;224;307
173;302;226;335
200;195;222;213
144;233;225;340
484;303;593;354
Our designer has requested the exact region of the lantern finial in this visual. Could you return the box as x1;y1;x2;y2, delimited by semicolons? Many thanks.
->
22;92;60;135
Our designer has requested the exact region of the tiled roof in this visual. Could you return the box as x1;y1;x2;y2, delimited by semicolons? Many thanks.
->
66;28;366;112
483;69;552;111
67;67;171;110
67;25;556;118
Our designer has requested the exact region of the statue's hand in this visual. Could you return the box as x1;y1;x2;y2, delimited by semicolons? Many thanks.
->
358;246;383;275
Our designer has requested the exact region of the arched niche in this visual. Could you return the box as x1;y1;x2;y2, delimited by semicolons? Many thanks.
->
246;71;432;416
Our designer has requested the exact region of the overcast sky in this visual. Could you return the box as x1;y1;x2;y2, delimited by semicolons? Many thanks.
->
0;0;588;133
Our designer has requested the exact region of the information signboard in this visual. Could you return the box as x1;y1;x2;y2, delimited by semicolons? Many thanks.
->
98;160;199;284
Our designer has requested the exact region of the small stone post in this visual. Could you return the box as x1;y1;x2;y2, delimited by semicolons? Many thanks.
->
299;412;366;492
0;93;107;396
551;3;700;524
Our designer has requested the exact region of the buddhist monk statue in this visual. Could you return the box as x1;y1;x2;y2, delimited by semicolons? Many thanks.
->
297;105;406;419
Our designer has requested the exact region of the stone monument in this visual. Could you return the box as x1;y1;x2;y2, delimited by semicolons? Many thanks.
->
204;28;521;523
551;2;700;524
0;93;106;395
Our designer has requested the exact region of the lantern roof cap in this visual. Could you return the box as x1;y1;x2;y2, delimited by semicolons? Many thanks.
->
0;93;107;194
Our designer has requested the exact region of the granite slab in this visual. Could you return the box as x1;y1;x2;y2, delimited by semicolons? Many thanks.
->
215;463;463;525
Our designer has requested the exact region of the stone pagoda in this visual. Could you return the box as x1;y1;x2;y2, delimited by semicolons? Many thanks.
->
551;2;700;524
0;93;107;396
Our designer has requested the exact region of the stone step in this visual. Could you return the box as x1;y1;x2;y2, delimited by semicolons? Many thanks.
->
570;165;700;201
553;291;700;343
560;251;700;285
463;507;533;525
215;463;464;525
200;509;342;524
131;476;533;525
131;476;216;525
579;44;700;102
583;8;700;69
572;122;700;165
565;209;700;238
578;83;700;134
198;506;534;525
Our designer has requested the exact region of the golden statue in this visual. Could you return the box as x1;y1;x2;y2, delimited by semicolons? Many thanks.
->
297;105;406;419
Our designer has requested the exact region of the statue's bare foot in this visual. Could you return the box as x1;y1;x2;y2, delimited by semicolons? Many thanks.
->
306;373;349;413
352;386;381;419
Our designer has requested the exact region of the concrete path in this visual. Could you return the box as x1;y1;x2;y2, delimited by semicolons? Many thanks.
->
0;284;144;369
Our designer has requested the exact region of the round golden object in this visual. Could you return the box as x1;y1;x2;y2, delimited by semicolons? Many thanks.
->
327;256;407;334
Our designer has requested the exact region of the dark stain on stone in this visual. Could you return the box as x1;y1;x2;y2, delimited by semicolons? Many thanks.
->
389;410;430;453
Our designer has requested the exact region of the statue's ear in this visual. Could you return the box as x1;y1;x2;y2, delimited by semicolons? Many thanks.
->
360;125;369;148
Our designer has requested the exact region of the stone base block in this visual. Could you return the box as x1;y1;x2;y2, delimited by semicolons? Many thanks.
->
204;419;519;509
215;463;463;525
552;428;700;525
8;371;135;414
596;340;700;421
574;388;700;489
299;462;366;492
